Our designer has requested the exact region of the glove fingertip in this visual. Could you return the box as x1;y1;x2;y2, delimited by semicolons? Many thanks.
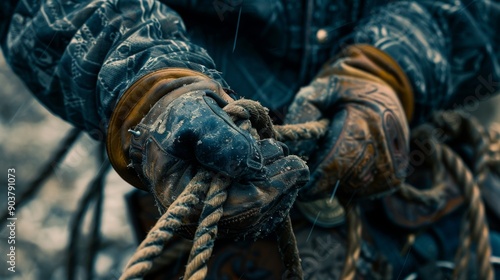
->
267;155;310;189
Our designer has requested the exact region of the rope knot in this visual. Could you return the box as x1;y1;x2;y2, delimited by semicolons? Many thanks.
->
120;99;325;280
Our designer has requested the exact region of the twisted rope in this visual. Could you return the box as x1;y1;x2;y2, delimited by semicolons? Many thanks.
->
120;171;211;279
431;112;494;280
223;99;330;141
441;141;493;280
274;119;330;142
145;237;193;276
121;99;329;280
395;111;495;280
184;174;229;279
121;102;499;280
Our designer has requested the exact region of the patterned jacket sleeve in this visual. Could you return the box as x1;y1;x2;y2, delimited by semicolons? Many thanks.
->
353;0;500;124
0;0;227;138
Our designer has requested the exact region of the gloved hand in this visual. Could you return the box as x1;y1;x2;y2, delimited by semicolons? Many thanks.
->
106;69;309;238
285;45;414;200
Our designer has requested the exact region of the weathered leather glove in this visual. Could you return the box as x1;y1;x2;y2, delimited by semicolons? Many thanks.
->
129;89;265;182
286;45;414;200
106;69;309;238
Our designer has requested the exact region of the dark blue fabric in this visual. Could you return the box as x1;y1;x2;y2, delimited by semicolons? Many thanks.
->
367;207;500;279
0;0;227;137
1;1;499;136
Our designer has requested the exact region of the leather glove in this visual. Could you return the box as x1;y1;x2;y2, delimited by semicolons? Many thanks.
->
106;69;309;239
285;45;414;200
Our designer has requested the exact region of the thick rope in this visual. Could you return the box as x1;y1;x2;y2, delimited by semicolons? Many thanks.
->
430;112;494;280
120;172;211;280
121;99;328;280
395;111;495;280
429;112;493;279
146;238;193;276
223;99;277;139
121;102;499;280
275;119;330;142
440;144;494;280
432;112;491;184
184;174;229;279
224;99;330;141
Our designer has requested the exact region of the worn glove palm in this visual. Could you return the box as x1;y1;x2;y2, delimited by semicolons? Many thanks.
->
286;45;413;200
113;72;309;239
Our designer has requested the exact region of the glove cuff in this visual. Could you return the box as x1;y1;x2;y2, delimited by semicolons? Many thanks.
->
321;44;414;122
106;68;232;190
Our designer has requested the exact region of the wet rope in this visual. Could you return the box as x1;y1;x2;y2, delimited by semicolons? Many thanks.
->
121;99;328;280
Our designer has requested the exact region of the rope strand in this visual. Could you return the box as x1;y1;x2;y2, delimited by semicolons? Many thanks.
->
184;174;229;280
121;104;497;280
121;99;316;280
439;143;494;280
120;172;211;280
397;111;495;280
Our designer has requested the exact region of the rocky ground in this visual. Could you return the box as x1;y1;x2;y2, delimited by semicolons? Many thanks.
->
0;53;137;279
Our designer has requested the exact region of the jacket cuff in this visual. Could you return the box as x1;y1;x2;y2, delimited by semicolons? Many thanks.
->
106;68;232;190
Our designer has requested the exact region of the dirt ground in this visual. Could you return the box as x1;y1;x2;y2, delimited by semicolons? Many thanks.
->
0;49;499;280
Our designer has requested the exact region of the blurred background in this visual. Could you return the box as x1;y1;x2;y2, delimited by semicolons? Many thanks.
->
1;49;500;280
0;52;138;279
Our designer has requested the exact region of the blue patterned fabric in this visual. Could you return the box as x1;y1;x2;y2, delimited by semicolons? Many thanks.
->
1;0;499;135
0;0;227;138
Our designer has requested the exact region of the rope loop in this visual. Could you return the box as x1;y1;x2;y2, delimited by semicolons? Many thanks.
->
121;105;498;280
396;111;496;280
121;99;325;280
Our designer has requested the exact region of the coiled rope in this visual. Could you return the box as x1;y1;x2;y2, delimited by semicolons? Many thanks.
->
340;111;497;280
120;99;329;280
397;111;496;280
